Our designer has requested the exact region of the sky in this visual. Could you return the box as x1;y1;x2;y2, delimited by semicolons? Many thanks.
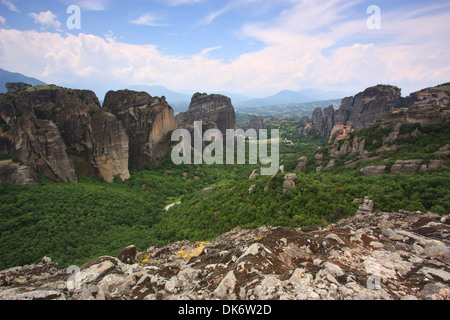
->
0;0;449;99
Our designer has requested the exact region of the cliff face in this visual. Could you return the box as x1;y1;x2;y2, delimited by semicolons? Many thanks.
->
0;161;38;185
311;105;334;137
302;83;450;141
0;85;130;183
103;90;178;170
334;85;401;129
1;210;448;300
176;93;236;134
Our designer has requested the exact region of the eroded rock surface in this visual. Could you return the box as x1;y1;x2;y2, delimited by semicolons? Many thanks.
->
103;90;178;170
1;210;449;300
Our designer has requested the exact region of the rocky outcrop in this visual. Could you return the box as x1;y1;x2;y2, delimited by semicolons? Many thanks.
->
0;161;38;185
335;85;401;130
360;166;386;177
12;114;77;182
176;93;236;135
103;90;178;170
1;210;449;300
6;82;31;94
302;83;449;142
382;105;448;128
282;173;297;193
0;85;181;182
311;105;334;137
89;111;130;182
301;85;401;138
239;115;265;132
294;156;308;172
360;159;448;177
354;196;374;214
406;84;450;108
390;160;423;175
0;85;130;182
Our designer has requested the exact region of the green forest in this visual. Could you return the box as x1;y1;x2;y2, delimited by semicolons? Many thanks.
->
0;117;449;270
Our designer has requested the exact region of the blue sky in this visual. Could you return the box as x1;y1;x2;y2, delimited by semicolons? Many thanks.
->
0;0;449;99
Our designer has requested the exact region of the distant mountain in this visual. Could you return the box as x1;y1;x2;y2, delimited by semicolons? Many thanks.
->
236;88;350;108
128;85;190;102
216;91;253;104
0;68;46;93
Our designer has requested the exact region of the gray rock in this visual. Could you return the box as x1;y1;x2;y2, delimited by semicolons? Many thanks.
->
117;245;138;265
0;161;38;185
361;166;386;176
282;173;297;193
1;210;449;300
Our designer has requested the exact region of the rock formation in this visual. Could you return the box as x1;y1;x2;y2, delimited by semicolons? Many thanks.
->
0;84;181;182
382;105;449;128
294;156;308;172
302;85;402;139
334;85;401;129
239;115;265;132
1;210;449;300
0;161;38;185
360;166;387;177
311;106;334;137
103;90;178;170
176;93;236;135
0;84;131;183
6;82;31;94
282;173;297;193
303;84;450;142
10;113;77;183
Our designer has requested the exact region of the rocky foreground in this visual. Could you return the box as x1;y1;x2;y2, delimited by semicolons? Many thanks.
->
0;210;449;300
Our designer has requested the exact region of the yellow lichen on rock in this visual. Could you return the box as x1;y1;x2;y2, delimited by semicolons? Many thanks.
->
177;242;209;260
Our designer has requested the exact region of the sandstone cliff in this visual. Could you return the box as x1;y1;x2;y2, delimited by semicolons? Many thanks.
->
1;210;448;300
103;90;178;170
0;84;130;183
311;105;334;137
334;85;401;129
176;93;236;134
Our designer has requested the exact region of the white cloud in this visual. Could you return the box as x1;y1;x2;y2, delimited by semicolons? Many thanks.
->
130;13;169;27
1;0;18;12
0;16;5;25
29;11;62;31
0;1;449;97
200;46;222;56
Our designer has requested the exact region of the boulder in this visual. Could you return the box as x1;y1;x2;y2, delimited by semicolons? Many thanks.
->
249;169;259;180
282;173;297;193
294;156;308;172
117;246;138;265
360;166;386;176
0;161;38;185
